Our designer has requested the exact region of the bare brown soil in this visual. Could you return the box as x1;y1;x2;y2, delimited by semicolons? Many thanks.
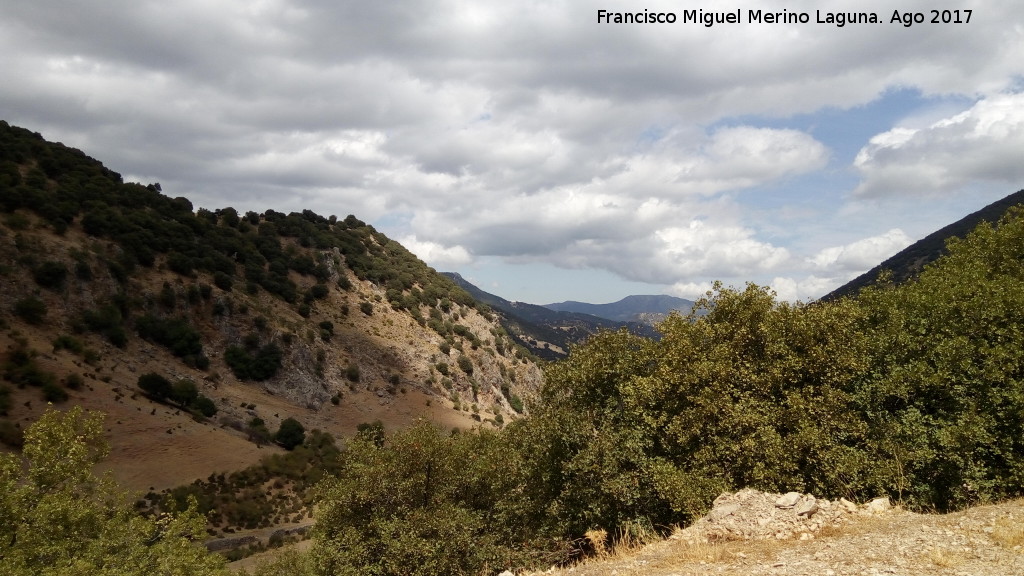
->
2;325;485;493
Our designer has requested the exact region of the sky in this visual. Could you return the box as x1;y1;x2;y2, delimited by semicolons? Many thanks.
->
2;0;1023;305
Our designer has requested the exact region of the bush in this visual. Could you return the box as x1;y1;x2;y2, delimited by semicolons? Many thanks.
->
42;381;68;403
0;407;226;573
32;260;68;290
308;283;329;300
170;379;199;406
64;373;84;390
135;315;203;358
311;422;541;575
456;356;473;375
225;343;282;381
138;372;173;400
0;385;9;415
344;364;360;383
359;301;373;316
193;395;217;417
213;271;233;291
13;296;47;324
319;320;333;342
275;418;306;450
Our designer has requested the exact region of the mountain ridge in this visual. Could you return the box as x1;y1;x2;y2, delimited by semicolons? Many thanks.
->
824;188;1024;300
544;293;694;324
442;272;661;360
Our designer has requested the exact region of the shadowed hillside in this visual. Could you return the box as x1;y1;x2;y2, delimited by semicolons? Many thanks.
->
824;188;1024;300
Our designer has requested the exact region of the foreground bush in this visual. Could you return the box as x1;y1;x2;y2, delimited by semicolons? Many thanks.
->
309;421;566;576
0;407;226;575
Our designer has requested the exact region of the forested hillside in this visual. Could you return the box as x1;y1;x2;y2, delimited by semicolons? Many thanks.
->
0;120;541;489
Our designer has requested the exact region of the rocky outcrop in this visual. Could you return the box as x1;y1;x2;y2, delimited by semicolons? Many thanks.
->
671;488;894;543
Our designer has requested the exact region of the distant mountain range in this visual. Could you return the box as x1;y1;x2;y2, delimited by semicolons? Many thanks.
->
442;273;686;360
544;294;694;324
824;188;1024;300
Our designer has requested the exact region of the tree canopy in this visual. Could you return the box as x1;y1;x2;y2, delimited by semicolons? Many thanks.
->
0;407;227;575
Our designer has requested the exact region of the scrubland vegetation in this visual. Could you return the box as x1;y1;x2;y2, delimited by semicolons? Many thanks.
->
242;206;1024;575
3;120;1024;575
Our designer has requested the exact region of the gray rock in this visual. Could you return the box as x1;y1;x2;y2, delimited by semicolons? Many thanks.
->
709;503;741;520
795;496;819;517
865;497;892;514
775;492;802;509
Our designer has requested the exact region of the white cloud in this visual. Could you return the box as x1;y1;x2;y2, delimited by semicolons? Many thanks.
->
809;229;914;271
768;276;843;303
854;93;1024;197
398;236;472;269
668;281;715;301
1;0;1023;302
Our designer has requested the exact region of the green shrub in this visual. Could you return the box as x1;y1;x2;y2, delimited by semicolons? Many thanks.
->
225;343;282;381
345;364;360;383
42;381;68;403
138;372;173;400
13;296;47;324
170;379;199;406
275;418;305;450
312;422;544;575
0;407;226;573
53;334;84;354
64;373;84;390
32;260;68;290
193;395;217;417
135;315;203;358
308;283;329;300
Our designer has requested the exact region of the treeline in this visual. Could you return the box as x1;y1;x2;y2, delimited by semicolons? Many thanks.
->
247;207;1024;576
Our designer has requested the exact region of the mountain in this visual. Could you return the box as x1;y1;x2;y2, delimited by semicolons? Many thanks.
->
824;188;1024;300
442;273;660;360
0;121;541;495
544;294;694;324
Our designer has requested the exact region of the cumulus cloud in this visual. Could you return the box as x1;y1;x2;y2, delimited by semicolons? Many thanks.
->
854;93;1024;197
767;276;843;303
809;229;914;271
1;0;1022;302
399;236;472;268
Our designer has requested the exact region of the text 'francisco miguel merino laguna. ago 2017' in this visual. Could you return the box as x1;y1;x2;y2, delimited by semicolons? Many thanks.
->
596;9;973;28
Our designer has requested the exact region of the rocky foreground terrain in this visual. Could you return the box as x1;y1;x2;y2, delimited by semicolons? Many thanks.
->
528;490;1024;576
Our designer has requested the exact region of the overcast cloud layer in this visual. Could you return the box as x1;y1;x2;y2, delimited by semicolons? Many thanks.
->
2;0;1023;303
